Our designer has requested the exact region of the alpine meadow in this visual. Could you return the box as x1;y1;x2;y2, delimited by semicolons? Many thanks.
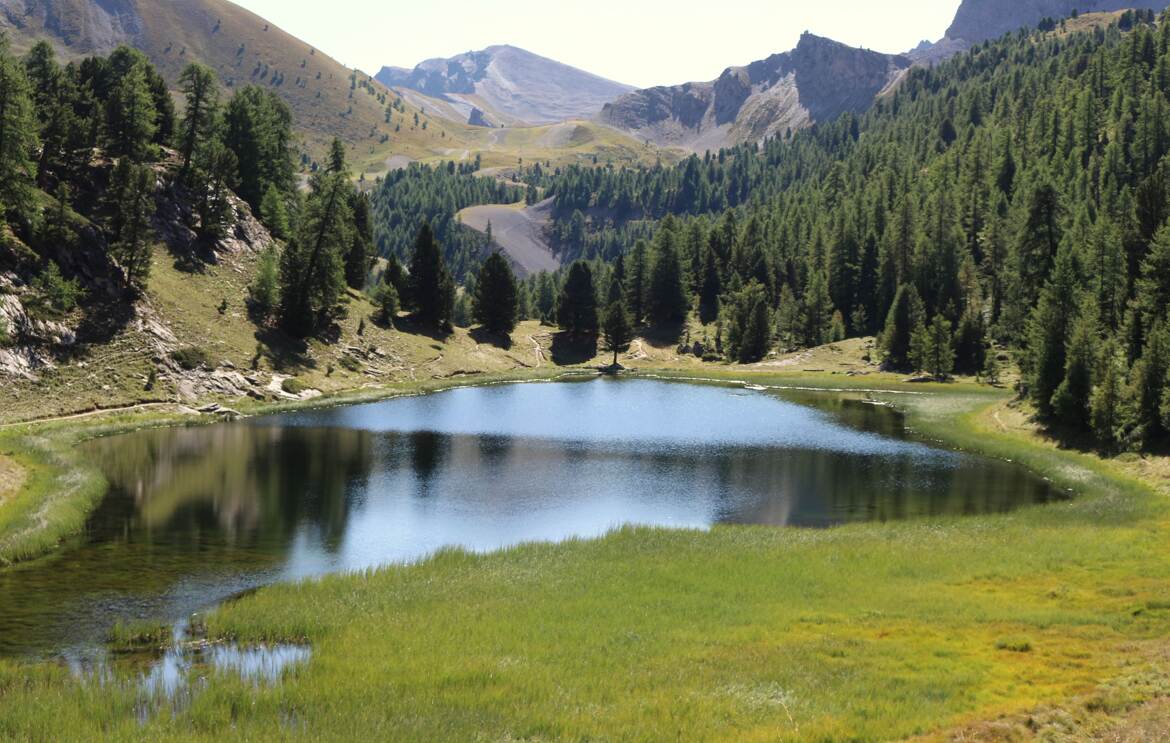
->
2;1;1170;740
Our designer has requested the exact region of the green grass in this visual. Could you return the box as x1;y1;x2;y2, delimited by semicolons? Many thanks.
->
0;430;106;566
0;376;1168;740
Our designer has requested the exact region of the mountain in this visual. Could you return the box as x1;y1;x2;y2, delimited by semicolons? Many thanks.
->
600;33;909;151
944;0;1169;44
376;45;634;127
0;0;410;158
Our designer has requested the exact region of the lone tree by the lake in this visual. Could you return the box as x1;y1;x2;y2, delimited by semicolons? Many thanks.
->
602;299;633;367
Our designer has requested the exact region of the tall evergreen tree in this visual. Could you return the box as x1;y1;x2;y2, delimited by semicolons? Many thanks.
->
278;171;353;336
882;284;925;371
725;280;771;363
472;252;519;336
223;86;295;210
109;160;155;292
0;37;37;224
1051;302;1099;431
407;222;455;330
105;62;157;160
558;261;599;336
625;239;648;325
177;63;219;176
345;190;374;289
602;299;633;366
1027;244;1080;418
646;223;688;325
697;242;721;325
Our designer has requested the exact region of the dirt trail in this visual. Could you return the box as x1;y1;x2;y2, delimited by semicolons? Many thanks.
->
459;198;560;276
0;402;180;430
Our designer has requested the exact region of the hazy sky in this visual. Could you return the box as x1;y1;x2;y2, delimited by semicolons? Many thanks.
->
233;1;963;88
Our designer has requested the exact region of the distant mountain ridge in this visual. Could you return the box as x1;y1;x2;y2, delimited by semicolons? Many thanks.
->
376;45;634;127
944;0;1169;44
599;33;909;151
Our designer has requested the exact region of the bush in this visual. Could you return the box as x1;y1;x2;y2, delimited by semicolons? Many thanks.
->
281;377;309;395
170;346;210;370
0;317;9;346
33;262;83;314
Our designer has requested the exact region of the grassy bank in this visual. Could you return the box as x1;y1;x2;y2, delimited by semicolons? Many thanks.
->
0;372;1167;740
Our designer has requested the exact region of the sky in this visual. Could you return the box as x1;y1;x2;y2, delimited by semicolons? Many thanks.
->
232;0;963;88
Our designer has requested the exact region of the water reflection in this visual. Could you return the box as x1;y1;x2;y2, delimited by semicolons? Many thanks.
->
0;380;1060;656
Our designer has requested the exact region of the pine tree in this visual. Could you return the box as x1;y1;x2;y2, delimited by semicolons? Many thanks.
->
625;239;648;325
407;222;455;330
109;160;155;292
646;223;688;325
607;254;626;305
106;62;157;160
1136;224;1170;332
260;185;291;240
698;243;721;324
1051;303;1098;431
278;171;353;336
0;38;38;224
953;310;987;375
602;299;633;366
725;280;771;363
911;315;955;379
882;284;925;371
558;261;598;336
1133;321;1170;442
375;280;399;325
1015;180;1064;307
223;86;295;210
191;138;238;240
177;63;219;176
248;246;279;321
345;190;374;289
472;252;519;336
801;269;833;347
1091;340;1125;448
1026;244;1080;418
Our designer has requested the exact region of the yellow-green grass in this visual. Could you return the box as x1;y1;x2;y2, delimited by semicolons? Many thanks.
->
0;375;1168;740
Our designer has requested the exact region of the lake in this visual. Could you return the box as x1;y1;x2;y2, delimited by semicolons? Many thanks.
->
0;378;1059;657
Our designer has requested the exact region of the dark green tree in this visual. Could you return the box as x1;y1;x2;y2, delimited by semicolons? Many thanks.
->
602;299;633;366
725;281;771;363
646;223;688;325
0;38;38;224
625;239;648;325
278;171;353;336
881;284;925;371
1026;244;1080;418
558;261;599;336
407;222;455;330
472;252;519;336
177;63;219;176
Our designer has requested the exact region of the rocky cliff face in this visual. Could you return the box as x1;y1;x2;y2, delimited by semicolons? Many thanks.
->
377;45;633;127
945;0;1169;43
600;33;909;151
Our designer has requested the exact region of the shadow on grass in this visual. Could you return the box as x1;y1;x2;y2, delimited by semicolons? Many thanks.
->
550;332;597;365
469;327;513;350
640;320;685;349
254;327;316;373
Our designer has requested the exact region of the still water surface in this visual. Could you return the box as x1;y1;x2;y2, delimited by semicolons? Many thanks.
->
0;379;1059;656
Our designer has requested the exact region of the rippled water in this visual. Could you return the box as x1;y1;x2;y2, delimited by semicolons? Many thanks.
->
0;379;1059;656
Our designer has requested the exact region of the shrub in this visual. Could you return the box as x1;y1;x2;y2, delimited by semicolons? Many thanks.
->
170;346;210;370
994;636;1033;653
281;377;308;395
33;262;83;314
